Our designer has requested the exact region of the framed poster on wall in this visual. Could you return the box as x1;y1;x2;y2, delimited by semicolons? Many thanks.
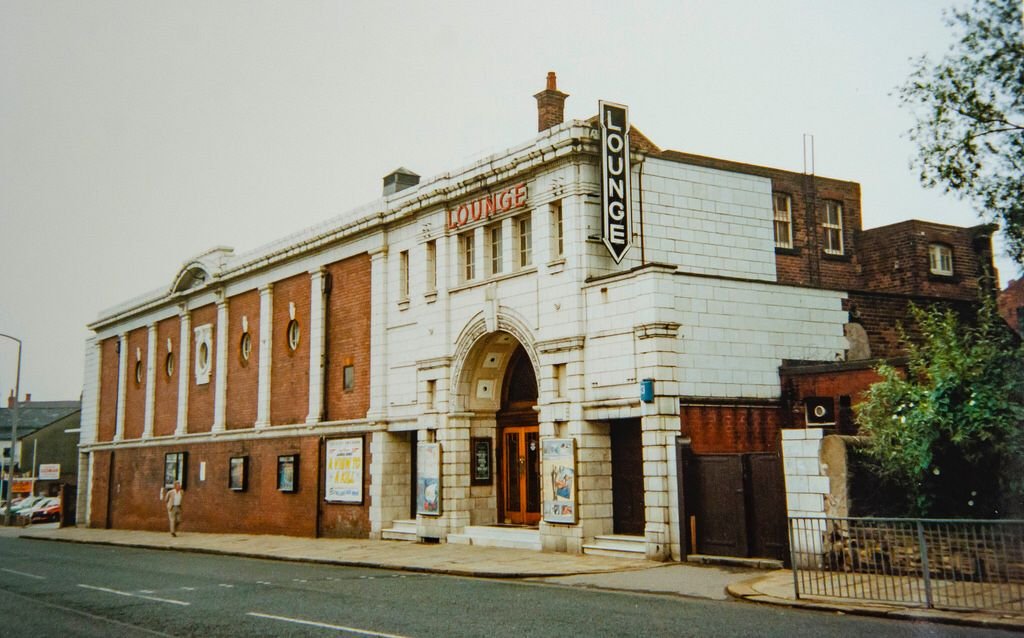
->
163;452;187;490
541;438;577;524
277;454;298;493
325;437;364;503
416;442;441;516
470;437;492;486
229;456;248;491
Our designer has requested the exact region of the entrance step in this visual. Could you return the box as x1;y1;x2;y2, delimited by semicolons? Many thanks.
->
382;519;417;542
582;534;646;558
447;525;542;551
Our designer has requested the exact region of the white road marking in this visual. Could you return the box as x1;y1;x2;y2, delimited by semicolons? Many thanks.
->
1;587;174;637
256;580;271;585
180;586;196;590
219;583;234;588
247;612;411;638
78;584;191;606
138;589;155;594
1;567;45;580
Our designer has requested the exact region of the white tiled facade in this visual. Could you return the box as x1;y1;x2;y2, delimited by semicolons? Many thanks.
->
82;115;849;560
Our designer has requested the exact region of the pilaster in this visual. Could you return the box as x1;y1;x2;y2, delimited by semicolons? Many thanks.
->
367;247;388;421
212;295;228;432
175;306;190;436
142;324;157;438
113;332;128;441
255;284;273;428
306;268;325;425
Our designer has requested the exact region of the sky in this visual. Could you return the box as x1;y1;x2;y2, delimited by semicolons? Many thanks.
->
0;0;1015;402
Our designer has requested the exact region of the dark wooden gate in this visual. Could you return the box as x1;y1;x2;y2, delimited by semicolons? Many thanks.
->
681;450;787;561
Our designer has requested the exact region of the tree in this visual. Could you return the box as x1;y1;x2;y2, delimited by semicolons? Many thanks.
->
899;0;1024;262
855;301;1024;517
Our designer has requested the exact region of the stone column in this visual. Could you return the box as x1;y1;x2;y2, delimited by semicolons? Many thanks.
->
255;284;273;428
634;321;682;561
175;306;191;436
142;324;157;438
212;295;229;432
114;332;127;441
306;268;325;425
367;246;388;422
420;414;471;541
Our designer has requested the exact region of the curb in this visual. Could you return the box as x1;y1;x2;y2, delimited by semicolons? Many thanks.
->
726;575;1024;633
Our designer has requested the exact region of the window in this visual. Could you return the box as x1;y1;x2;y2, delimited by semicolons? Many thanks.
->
135;360;143;384
488;224;504;276
823;200;844;255
287;319;301;351
773;193;793;249
425;240;437;293
399;250;410;300
343;365;355;391
929;243;953;276
165;352;175;378
462;232;475;281
550;200;564;258
193;323;213;384
516;213;533;269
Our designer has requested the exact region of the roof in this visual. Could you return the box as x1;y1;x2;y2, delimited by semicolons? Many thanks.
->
0;401;81;438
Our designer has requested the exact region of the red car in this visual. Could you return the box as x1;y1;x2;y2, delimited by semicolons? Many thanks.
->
29;499;60;524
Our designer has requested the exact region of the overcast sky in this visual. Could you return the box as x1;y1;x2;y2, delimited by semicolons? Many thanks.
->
1;0;1013;401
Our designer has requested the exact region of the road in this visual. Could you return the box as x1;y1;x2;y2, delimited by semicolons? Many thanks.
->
0;536;1015;637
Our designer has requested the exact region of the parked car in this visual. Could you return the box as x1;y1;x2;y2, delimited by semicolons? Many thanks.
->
6;496;45;516
30;499;60;524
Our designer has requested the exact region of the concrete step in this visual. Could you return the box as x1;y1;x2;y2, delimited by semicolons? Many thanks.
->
583;534;646;558
447;525;542;551
381;519;417;542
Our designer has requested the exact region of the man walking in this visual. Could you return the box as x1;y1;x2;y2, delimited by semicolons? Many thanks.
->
165;480;183;536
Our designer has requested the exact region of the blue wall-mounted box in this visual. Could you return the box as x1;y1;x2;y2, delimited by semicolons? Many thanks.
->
640;378;654;403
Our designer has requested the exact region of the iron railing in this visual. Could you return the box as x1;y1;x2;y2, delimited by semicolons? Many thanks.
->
789;516;1024;612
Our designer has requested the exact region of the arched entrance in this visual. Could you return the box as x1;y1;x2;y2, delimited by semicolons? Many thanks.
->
497;345;539;525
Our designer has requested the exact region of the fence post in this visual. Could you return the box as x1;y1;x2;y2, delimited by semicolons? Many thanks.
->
788;518;801;600
916;521;933;608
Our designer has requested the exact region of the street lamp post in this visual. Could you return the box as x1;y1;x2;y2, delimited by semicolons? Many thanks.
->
0;334;21;527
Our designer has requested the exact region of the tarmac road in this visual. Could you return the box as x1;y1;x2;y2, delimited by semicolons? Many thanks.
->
0;535;1017;637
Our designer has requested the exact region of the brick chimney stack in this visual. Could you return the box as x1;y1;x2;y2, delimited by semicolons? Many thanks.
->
533;71;568;132
7;390;12;408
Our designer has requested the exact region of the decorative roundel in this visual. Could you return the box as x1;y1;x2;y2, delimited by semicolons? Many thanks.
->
813;405;827;418
240;332;252;361
287;320;301;351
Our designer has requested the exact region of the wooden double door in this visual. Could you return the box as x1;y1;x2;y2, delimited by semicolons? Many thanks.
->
500;424;540;525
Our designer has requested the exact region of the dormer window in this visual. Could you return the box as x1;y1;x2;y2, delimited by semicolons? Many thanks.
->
929;243;953;276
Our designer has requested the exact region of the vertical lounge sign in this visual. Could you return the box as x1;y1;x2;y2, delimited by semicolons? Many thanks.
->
600;101;632;263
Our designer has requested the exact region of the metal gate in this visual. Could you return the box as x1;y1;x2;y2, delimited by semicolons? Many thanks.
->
681;450;788;561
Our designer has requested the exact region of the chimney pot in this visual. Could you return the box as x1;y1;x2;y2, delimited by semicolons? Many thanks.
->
534;71;569;133
24;393;30;403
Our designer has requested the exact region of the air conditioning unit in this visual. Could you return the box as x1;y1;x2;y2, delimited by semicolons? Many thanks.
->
805;397;836;426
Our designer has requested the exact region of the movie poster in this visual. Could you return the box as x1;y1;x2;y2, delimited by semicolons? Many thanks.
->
416;442;441;516
542;438;576;524
325;437;363;503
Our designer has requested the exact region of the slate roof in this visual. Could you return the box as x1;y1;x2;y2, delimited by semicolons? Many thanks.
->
0;401;80;438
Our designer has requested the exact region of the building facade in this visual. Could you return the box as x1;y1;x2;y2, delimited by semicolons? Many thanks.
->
80;76;993;561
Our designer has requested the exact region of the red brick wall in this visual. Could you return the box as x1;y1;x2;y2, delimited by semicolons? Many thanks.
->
847;291;979;360
999;278;1024;333
187;304;217;433
319;435;373;538
271;274;311;425
227;289;260;429
89;449;113;527
122;326;149;440
859;220;993;300
679;403;781;454
324;255;372;421
90;435;371;537
97;337;120;443
780;364;888;432
153;316;180;437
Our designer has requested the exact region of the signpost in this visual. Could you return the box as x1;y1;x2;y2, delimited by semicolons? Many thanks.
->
599;101;632;263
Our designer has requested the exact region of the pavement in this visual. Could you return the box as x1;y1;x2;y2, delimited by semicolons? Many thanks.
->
9;524;1024;632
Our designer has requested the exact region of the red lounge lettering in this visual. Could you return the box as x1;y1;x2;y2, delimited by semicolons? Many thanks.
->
447;183;528;229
